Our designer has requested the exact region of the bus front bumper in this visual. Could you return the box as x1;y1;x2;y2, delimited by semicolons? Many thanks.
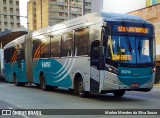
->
100;74;155;92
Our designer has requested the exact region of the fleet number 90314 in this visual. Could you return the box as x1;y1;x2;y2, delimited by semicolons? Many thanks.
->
121;70;131;74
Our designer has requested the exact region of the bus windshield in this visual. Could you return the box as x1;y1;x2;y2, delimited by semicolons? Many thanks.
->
106;35;155;64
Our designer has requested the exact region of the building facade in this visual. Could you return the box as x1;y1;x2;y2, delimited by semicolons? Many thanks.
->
0;0;20;32
91;0;103;12
27;0;92;31
146;0;160;6
27;0;36;31
129;3;160;55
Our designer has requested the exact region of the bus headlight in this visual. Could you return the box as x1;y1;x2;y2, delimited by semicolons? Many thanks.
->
106;64;119;74
152;67;156;73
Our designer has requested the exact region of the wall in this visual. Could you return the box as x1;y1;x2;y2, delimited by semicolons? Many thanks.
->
129;4;160;55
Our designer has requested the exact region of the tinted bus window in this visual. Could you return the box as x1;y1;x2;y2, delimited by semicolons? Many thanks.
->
89;26;102;55
33;39;41;59
75;28;89;56
41;37;50;58
89;26;101;43
62;32;73;57
51;35;61;57
21;44;25;60
11;47;17;62
16;44;25;61
4;48;12;63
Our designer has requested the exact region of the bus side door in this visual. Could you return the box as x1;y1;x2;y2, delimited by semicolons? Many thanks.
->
90;40;100;93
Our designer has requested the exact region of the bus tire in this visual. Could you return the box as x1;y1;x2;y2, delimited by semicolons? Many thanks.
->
13;73;25;86
113;90;125;97
19;82;25;86
13;74;20;86
77;77;89;98
40;74;49;91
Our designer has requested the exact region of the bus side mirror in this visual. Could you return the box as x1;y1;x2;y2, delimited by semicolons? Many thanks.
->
99;46;104;57
99;46;105;70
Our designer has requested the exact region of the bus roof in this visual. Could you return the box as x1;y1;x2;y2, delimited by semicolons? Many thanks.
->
4;12;153;49
4;35;26;49
32;12;152;37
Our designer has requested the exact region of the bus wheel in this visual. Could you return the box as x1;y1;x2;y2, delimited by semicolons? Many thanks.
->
13;74;20;86
113;90;125;97
77;78;89;97
19;83;25;86
40;75;49;91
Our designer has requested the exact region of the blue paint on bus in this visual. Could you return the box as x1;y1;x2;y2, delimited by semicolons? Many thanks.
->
33;59;72;88
118;67;153;86
4;61;27;83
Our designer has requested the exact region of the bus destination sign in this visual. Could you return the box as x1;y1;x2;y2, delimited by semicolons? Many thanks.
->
118;26;149;34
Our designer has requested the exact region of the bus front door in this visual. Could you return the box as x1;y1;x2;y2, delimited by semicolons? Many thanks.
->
90;40;100;93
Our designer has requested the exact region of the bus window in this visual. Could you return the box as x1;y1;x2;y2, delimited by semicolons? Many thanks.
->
11;47;17;62
75;28;89;56
4;48;12;63
62;32;73;57
33;39;41;59
89;26;101;42
21;44;25;60
16;45;23;68
16;44;25;61
41;37;50;58
51;35;61;58
89;26;102;54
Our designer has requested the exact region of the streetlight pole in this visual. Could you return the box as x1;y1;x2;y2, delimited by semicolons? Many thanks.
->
41;0;42;28
82;0;85;15
68;0;70;20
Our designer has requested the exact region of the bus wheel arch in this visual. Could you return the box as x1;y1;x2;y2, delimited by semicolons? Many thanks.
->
13;72;25;86
74;73;89;97
13;72;17;85
39;71;49;91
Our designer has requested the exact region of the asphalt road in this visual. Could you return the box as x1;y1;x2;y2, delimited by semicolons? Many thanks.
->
0;82;160;118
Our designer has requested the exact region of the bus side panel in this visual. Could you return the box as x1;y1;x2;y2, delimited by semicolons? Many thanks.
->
70;57;90;91
54;57;90;91
4;63;13;82
33;58;72;88
12;61;27;83
32;57;90;90
32;60;40;84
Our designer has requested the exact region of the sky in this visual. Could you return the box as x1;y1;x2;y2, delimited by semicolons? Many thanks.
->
19;0;146;28
19;0;29;28
103;0;146;13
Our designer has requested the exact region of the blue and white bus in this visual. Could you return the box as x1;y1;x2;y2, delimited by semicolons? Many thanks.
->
4;12;156;97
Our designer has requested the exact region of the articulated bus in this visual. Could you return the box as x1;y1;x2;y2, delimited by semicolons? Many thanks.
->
4;12;156;97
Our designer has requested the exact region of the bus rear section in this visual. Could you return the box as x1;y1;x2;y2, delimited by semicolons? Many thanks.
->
3;35;28;85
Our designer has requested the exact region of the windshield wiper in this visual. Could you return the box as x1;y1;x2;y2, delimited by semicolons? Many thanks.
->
128;40;132;54
137;40;141;57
